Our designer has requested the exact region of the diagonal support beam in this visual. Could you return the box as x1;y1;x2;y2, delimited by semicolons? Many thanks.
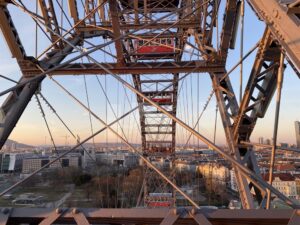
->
38;0;64;48
0;208;11;225
233;28;282;207
72;209;90;225
247;0;300;75
234;28;281;145
207;0;264;209
211;73;256;209
68;0;79;22
288;210;300;225
108;0;126;66
191;214;212;225
219;0;239;59
160;210;179;225
0;37;81;149
39;208;66;225
0;3;26;60
85;0;96;25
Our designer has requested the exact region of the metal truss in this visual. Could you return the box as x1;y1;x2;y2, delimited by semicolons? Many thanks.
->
22;60;225;76
247;0;300;75
0;207;299;225
0;0;300;214
0;2;81;148
233;28;282;206
122;0;185;206
196;0;259;209
38;0;64;48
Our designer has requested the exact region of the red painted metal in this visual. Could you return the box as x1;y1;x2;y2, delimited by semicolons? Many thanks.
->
152;98;172;103
134;39;174;54
147;201;172;207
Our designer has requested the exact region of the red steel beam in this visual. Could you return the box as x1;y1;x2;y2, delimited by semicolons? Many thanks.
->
23;61;225;77
4;208;296;225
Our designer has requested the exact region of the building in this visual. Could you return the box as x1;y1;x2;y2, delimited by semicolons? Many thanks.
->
230;169;238;192
49;154;81;169
96;151;139;167
295;121;300;148
263;173;298;199
295;177;300;197
83;148;96;168
231;171;299;200
265;139;271;145
0;153;27;173
198;163;230;190
22;156;50;174
22;154;81;174
175;159;197;172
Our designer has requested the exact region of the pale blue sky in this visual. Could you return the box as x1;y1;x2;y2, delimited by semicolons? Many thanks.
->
0;1;299;146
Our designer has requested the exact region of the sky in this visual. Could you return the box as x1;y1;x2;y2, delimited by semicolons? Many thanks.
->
0;1;299;147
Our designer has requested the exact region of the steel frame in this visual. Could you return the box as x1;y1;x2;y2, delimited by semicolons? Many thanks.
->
0;207;299;225
22;60;225;77
247;0;300;75
125;0;187;206
0;0;299;215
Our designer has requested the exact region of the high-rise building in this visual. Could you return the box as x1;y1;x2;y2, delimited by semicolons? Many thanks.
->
265;139;271;145
295;121;300;148
0;153;27;173
258;137;264;144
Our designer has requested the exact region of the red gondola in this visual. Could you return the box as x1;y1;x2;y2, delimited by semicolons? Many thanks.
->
152;97;172;103
146;193;173;208
134;38;175;55
147;201;171;207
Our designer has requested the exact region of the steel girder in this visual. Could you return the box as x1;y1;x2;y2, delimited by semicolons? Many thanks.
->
233;28;282;206
0;2;81;148
0;2;37;74
68;0;79;22
211;73;259;209
233;28;281;147
205;0;263;209
0;36;81;148
85;0;97;25
202;0;220;48
219;0;240;58
108;0;126;66
138;73;179;206
38;0;64;49
192;0;259;209
0;207;299;225
77;21;202;30
21;60;225;76
0;2;26;60
119;0;201;207
247;0;300;77
131;71;179;206
210;1;288;209
196;0;283;209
